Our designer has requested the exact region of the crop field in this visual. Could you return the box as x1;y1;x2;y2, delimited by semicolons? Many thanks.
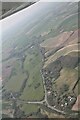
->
20;70;44;101
5;72;27;92
40;31;73;50
53;68;78;94
44;44;79;68
51;51;79;96
20;47;44;101
21;104;39;116
4;60;27;92
40;29;79;52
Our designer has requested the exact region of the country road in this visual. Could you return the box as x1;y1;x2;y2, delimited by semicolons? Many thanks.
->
10;43;66;115
40;70;66;115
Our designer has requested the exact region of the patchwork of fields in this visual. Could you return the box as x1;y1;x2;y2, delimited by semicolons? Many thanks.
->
1;2;80;118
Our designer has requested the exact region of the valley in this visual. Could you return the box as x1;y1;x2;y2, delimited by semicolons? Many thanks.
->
1;1;80;118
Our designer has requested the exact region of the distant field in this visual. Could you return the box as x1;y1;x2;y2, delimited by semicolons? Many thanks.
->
58;13;78;31
40;30;78;52
38;12;78;43
40;31;73;51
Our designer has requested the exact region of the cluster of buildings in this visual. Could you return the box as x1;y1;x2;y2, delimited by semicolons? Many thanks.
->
42;68;77;112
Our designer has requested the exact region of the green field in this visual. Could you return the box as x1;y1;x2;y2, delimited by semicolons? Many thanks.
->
53;68;78;93
58;13;78;31
5;72;26;92
20;47;44;101
5;60;27;92
21;104;39;116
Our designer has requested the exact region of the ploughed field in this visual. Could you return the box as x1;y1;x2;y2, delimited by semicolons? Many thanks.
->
1;2;80;118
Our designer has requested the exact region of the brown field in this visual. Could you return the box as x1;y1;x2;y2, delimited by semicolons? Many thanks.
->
74;79;80;96
41;31;73;51
40;29;79;52
72;95;80;111
41;109;65;118
41;29;79;69
44;44;79;68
